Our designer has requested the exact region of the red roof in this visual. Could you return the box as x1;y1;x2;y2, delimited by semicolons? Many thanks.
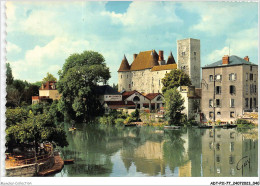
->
118;55;130;72
144;93;162;100
39;81;57;90
122;90;137;100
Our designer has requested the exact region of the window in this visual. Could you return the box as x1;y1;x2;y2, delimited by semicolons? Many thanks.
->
250;66;253;71
133;96;140;102
194;52;196;56
217;112;221;115
209;75;214;82
132;82;133;86
121;75;122;79
230;99;235;108
254;98;257;108
230;112;235;118
245;98;249;108
230;168;235;176
209;131;213;138
250;84;253;94
230;85;236;95
209;112;214;119
215;74;222;81
250;73;253;81
159;80;160;86
209;99;213;107
217;134;221;138
229;156;234;164
216;86;221;94
229;73;237;81
182;52;185;56
166;71;168;73
216;143;220;151
254;74;256;82
230;142;235;152
216;99;221;107
182;66;186;70
216;155;221;163
230;132;235;139
245;84;249;94
129;84;131;88
127;75;128;78
246;73;248;81
254;85;257;93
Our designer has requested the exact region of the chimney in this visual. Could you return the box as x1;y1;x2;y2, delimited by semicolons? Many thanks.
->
158;50;165;65
244;56;249;62
222;55;229;65
159;50;164;61
133;54;137;60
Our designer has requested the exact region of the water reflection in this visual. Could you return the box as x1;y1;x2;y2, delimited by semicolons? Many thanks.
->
52;124;258;177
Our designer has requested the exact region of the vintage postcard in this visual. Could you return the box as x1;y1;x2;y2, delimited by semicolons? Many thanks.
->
0;0;259;185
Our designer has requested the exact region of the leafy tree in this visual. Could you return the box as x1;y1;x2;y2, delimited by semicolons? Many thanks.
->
42;72;57;83
131;109;140;121
5;107;28;127
5;110;68;153
6;63;14;85
164;88;185;126
162;69;192;93
112;83;118;92
57;51;111;122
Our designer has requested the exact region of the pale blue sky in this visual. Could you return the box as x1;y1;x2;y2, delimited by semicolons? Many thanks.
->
6;1;258;85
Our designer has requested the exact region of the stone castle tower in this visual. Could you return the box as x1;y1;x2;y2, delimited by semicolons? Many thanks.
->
118;38;201;93
177;38;201;88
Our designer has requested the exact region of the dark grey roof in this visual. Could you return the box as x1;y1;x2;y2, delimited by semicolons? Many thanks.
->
95;85;121;95
202;55;258;69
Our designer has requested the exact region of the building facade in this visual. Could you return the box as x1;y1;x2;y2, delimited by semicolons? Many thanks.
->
32;81;61;104
118;38;201;94
201;55;258;123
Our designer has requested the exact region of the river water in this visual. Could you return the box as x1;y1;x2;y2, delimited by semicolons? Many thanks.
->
52;124;258;177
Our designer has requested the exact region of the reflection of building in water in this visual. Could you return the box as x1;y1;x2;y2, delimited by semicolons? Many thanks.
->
201;128;258;177
179;160;191;177
121;140;166;176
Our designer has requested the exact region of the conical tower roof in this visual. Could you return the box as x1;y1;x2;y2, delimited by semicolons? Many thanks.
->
167;52;176;64
118;55;130;72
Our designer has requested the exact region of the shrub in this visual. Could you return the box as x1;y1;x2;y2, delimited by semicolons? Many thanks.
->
115;118;125;127
216;120;221;125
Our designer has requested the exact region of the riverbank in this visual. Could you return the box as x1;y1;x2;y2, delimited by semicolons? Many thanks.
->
38;153;64;176
5;152;64;177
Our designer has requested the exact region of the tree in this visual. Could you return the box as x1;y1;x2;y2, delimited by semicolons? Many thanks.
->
6;63;14;85
112;83;118;92
57;51;111;122
42;72;57;83
164;88;185;126
5;109;68;153
161;69;192;93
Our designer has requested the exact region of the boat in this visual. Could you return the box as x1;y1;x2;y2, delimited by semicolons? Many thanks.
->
124;124;137;127
69;127;76;131
223;124;237;129
64;159;74;165
164;126;181;130
198;125;212;129
214;125;224;128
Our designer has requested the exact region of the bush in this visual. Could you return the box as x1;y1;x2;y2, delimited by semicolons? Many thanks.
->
216;120;221;125
115;118;125;127
236;119;252;125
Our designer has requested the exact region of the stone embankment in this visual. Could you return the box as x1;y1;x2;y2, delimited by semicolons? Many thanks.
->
5;153;64;177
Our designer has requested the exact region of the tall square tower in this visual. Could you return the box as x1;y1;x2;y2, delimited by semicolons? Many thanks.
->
177;38;201;88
